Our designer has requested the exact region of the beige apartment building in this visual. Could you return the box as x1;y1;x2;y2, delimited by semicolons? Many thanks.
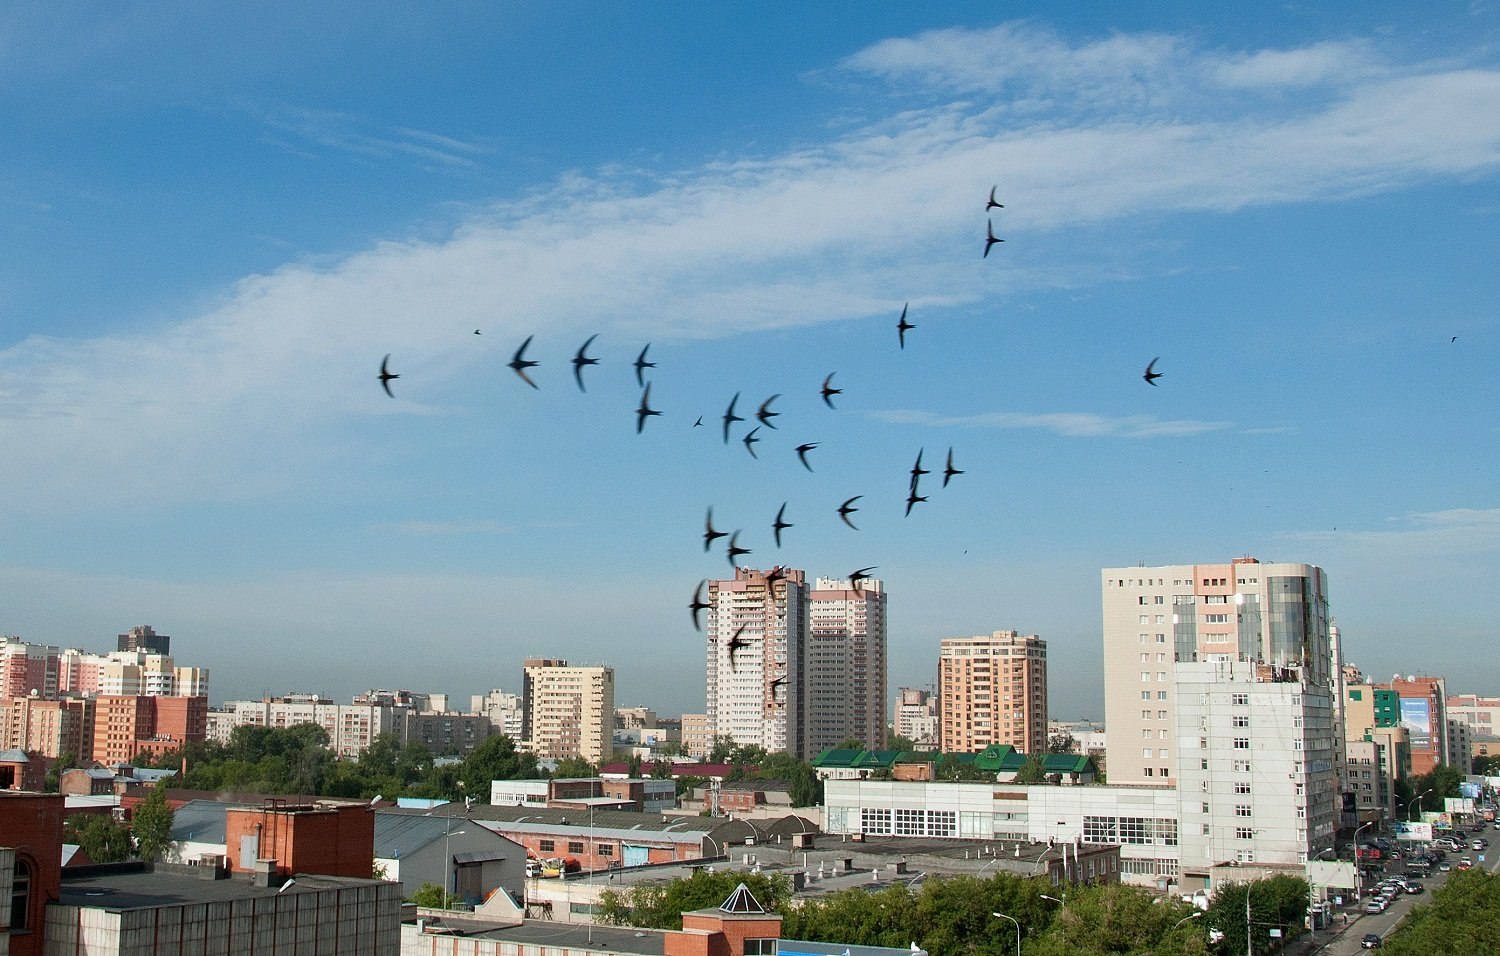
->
521;658;615;764
806;577;888;755
938;630;1047;755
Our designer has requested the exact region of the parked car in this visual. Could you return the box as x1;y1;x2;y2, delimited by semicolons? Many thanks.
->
1362;933;1383;949
1405;882;1424;894
1439;861;1453;871
1364;899;1388;914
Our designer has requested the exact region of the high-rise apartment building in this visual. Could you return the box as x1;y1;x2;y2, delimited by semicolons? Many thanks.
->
893;688;939;749
212;694;404;758
57;648;209;699
116;625;170;656
1382;675;1450;775
938;631;1047;755
90;695;207;765
1;637;60;699
521;659;615;764
1343;683;1409;823
705;567;809;757
471;689;525;741
1;696;94;762
679;713;710;758
1102;558;1337;870
1447;693;1500;737
806;577;887;754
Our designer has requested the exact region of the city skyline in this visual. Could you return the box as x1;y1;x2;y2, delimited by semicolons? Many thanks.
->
3;5;1499;719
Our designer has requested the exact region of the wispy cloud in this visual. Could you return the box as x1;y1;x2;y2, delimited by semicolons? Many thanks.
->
394;520;515;537
258;105;492;168
1282;508;1500;554
3;23;1499;511
873;408;1233;438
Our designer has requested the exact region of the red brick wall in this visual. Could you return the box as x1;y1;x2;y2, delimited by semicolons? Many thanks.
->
0;792;65;956
224;805;375;879
674;913;782;956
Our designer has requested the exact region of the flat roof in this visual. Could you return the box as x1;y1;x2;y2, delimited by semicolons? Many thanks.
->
57;868;392;911
437;918;669;954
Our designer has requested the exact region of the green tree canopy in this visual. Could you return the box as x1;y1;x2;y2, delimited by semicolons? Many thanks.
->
1013;754;1048;784
64;813;134;864
598;869;792;931
1205;876;1308;956
1381;868;1500;955
131;787;176;862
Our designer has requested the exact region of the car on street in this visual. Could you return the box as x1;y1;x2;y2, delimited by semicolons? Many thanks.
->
1457;859;1474;870
1364;899;1388;914
1361;933;1383;949
1439;861;1452;871
1405;882;1424;894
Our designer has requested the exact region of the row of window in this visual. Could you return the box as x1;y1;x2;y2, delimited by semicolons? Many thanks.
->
1082;815;1179;846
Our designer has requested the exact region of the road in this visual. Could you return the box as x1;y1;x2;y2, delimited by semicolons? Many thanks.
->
1306;835;1498;954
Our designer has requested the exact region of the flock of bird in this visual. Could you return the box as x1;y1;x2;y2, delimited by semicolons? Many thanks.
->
377;186;1166;671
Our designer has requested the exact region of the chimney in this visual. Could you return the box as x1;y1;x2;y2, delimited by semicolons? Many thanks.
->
252;859;276;888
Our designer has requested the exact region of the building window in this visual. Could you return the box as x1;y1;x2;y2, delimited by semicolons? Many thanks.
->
1236;827;1255;840
1141;691;1152;701
539;840;555;852
1144;768;1154;777
744;941;779;955
11;858;31;930
598;844;613;857
1143;748;1153;758
1235;805;1252;817
568;841;585;854
1232;715;1249;728
1235;782;1251;795
1233;738;1249;749
1234;760;1251;772
1158;691;1168;700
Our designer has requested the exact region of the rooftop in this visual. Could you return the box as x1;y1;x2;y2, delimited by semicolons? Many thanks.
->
57;866;390;911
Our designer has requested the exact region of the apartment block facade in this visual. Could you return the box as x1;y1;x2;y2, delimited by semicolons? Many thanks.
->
893;688;939;749
1383;675;1449;775
1102;558;1336;875
705;567;808;757
938;631;1047;755
806;577;887;754
522;659;615;764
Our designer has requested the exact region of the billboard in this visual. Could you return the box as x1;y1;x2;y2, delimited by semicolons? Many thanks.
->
1460;781;1483;799
1401;697;1433;750
1446;797;1475;815
1394;821;1433;841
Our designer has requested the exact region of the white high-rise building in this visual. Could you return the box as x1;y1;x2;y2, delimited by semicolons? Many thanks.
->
1102;558;1337;872
705;567;808;757
472;689;525;741
806;577;887;755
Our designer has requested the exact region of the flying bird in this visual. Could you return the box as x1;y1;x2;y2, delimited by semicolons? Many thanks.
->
1143;357;1163;386
726;625;751;671
764;565;787;594
909;448;929;490
571;334;600;392
849;566;877;594
987;185;1004;210
905;490;928;517
897;303;914;349
693;416;704;428
509;336;540;389
474;329;482;335
773;503;793;547
635;383;661;433
704;507;728;552
838;496;863;530
726;530;751;567
722;393;744;444
795;442;818;472
769;676;787;697
943;448;964;487
742;426;761;459
689;580;711;631
757;395;781;430
984;219;1004;258
378;354;399;398
634;344;656;387
820;373;842;409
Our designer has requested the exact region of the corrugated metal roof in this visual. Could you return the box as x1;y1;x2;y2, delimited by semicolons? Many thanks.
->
168;800;230;844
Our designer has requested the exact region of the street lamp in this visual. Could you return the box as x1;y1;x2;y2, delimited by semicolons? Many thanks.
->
1352;820;1374;902
1172;912;1203;931
991;912;1020;956
1409;789;1434;822
1040;893;1066;907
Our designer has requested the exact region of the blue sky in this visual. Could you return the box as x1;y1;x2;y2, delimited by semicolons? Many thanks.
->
2;3;1498;723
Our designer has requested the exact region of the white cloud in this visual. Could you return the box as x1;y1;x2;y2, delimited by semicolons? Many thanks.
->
4;23;1500;512
873;409;1233;439
1283;508;1500;554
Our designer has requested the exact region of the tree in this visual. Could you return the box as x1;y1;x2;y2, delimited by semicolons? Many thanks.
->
599;869;792;930
1205;876;1309;956
1380;868;1500;954
132;787;176;862
64;813;133;863
1047;732;1076;754
552;756;598;779
1013;754;1048;784
886;733;918;753
408;882;459;909
458;734;539;795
